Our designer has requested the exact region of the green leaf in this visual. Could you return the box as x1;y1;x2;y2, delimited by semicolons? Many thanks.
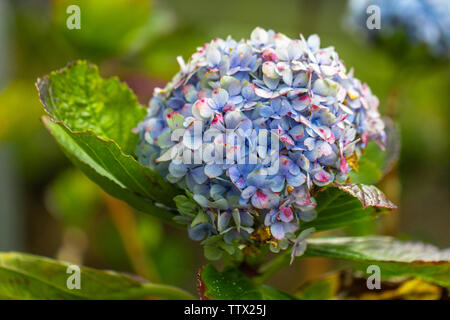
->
305;236;450;287
302;184;396;232
349;117;400;184
203;246;223;261
37;61;182;222
348;153;382;184
42;118;179;223
198;264;295;300
0;252;194;300
174;194;198;216
37;60;145;154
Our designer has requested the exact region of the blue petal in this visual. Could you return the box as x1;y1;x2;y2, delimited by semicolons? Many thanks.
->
270;223;285;240
241;186;257;199
205;163;224;178
212;88;229;108
191;166;208;184
286;172;306;187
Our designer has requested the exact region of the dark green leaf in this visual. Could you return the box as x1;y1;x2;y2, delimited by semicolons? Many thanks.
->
174;194;198;216
305;236;450;287
198;264;295;300
0;252;194;300
42;118;179;222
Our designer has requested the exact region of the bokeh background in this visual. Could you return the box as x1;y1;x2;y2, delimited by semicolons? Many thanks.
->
0;0;448;294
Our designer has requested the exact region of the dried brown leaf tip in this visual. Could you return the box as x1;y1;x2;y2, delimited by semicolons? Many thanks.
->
335;183;397;209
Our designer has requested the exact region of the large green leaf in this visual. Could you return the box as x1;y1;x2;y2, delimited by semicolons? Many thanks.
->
0;252;194;300
37;60;144;154
302;184;396;232
198;264;295;300
42;118;178;222
37;61;181;221
305;236;450;287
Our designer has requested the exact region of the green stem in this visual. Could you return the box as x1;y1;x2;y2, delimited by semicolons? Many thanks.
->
253;251;291;284
136;283;196;300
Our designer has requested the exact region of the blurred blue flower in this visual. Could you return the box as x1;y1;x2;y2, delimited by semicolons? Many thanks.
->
347;0;450;58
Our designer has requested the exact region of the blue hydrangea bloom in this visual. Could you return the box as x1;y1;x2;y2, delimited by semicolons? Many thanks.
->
136;28;385;253
347;0;450;58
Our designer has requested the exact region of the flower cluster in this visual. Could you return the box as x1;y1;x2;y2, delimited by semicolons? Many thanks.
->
347;0;450;58
136;28;385;255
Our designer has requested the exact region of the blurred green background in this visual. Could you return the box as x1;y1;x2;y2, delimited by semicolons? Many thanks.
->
0;0;448;294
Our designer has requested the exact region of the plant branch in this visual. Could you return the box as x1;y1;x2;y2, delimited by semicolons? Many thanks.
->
253;250;291;284
104;193;161;282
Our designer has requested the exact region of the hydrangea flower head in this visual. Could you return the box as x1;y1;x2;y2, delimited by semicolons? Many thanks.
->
136;28;385;255
347;0;450;58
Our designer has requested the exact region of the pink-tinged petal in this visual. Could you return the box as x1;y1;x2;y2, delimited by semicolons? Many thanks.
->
289;125;305;140
193;98;213;118
293;188;312;207
317;127;335;144
361;133;369;146
211;113;224;126
262;48;279;62
316;140;332;158
340;155;348;174
326;131;336;144
222;104;234;112
314;170;331;183
254;87;273;99
292;95;310;112
251;191;269;209
280;134;295;146
279;207;294;222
